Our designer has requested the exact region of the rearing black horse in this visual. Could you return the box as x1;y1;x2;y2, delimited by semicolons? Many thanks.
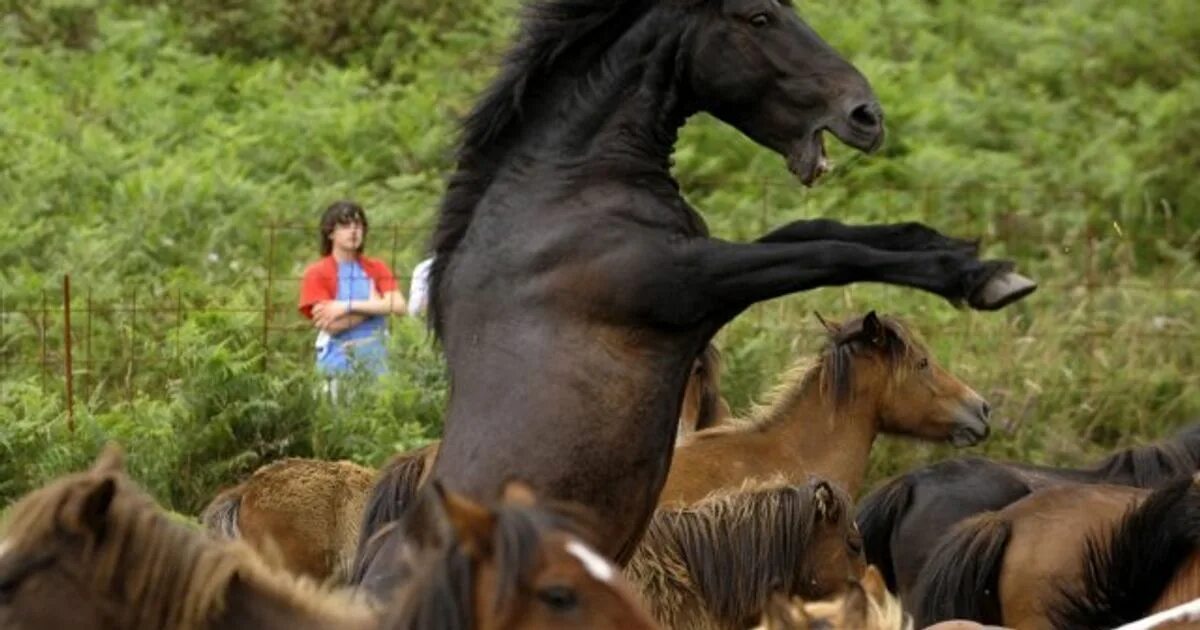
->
425;0;1036;564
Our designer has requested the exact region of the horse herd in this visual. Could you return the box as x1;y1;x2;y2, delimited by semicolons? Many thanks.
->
2;0;1195;627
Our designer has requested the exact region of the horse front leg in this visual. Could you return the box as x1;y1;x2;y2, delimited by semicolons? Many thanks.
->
670;237;1034;325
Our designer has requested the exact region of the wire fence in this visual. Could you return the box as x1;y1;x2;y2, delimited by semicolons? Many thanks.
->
1;181;1197;429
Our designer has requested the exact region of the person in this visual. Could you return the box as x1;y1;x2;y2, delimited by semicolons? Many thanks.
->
406;255;434;317
298;201;407;396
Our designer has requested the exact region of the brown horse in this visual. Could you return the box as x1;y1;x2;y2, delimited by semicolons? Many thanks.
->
856;421;1200;601
624;477;864;630
201;458;375;582
0;447;378;630
200;344;726;585
359;481;660;629
425;0;1036;564
910;475;1200;629
659;311;990;505
753;566;912;630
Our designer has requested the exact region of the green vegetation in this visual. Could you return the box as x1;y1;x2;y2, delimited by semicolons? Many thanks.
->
1;0;1197;514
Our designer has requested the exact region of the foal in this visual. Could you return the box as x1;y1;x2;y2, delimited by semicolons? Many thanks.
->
0;447;377;630
625;477;864;629
658;310;990;505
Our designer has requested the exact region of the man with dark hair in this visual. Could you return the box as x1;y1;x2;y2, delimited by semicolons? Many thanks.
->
298;201;407;392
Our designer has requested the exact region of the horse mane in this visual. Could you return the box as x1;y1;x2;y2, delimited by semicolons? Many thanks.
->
385;496;589;629
1085;422;1200;487
626;478;853;628
2;465;369;630
742;313;922;430
694;342;726;431
854;474;914;591
427;0;704;335
1049;476;1200;630
909;512;1010;628
350;442;438;584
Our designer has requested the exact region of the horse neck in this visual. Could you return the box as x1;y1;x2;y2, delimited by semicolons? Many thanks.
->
213;572;377;630
752;371;881;496
505;9;690;187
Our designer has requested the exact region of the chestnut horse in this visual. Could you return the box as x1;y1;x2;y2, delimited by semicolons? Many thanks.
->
624;477;864;629
753;566;912;630
910;475;1200;629
201;458;375;582
425;0;1036;562
0;447;378;630
856;422;1200;600
202;344;726;584
358;482;660;629
658;310;990;505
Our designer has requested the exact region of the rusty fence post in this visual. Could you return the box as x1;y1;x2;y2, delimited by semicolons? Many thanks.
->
40;288;47;394
64;275;74;433
262;222;276;373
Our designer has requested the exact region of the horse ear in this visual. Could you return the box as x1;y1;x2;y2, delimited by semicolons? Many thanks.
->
74;476;117;539
841;581;871;623
436;484;496;557
860;564;889;603
501;479;537;507
861;311;887;346
90;443;125;475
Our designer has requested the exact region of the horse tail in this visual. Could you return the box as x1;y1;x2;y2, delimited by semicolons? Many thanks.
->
348;443;434;584
910;512;1010;628
200;485;243;539
855;474;913;591
1049;475;1200;630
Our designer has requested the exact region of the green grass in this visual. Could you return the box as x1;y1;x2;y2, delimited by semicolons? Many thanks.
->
0;0;1196;513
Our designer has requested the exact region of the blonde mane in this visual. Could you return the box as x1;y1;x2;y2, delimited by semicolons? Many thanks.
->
1;451;374;630
731;313;923;433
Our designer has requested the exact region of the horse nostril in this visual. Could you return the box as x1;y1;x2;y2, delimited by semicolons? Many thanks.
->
980;401;992;420
849;102;883;131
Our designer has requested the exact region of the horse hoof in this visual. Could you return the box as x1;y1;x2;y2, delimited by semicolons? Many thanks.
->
971;271;1037;310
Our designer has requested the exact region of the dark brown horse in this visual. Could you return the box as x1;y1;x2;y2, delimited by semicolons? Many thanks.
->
0;447;378;630
624;477;864;629
909;476;1200;629
358;482;660;629
856;422;1200;600
424;0;1036;562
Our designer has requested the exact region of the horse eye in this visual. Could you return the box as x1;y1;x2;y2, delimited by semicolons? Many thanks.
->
537;586;579;612
749;12;771;27
917;358;929;370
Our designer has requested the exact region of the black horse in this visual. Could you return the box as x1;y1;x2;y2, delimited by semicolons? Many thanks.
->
857;422;1200;601
421;0;1037;564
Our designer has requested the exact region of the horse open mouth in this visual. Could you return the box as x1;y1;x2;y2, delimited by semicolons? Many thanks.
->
786;131;830;187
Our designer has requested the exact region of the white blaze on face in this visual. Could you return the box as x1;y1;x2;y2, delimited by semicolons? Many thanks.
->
565;540;615;583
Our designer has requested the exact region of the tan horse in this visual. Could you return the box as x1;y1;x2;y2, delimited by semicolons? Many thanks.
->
0;446;378;630
361;481;661;629
911;475;1200;629
201;458;374;582
660;310;991;505
623;477;865;630
753;566;912;630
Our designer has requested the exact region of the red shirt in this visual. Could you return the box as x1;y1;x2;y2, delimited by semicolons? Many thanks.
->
298;255;398;319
